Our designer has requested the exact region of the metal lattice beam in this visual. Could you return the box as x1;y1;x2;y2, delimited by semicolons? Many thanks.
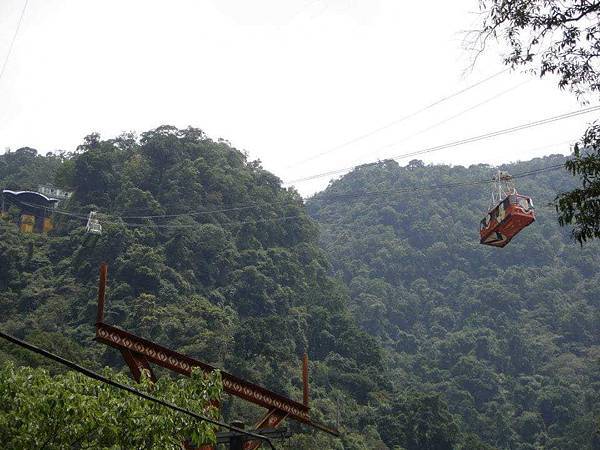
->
93;262;339;447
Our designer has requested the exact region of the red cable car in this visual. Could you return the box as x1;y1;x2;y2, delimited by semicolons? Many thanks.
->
479;171;535;248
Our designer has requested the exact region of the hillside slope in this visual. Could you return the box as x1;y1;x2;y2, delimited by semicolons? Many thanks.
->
307;156;600;449
1;128;487;449
0;129;376;448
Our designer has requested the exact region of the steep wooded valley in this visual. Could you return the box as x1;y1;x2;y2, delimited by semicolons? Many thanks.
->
1;127;598;449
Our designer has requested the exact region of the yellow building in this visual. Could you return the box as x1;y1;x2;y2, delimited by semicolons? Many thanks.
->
1;189;58;234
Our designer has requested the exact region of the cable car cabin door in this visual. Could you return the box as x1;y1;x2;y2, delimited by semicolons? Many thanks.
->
480;194;535;248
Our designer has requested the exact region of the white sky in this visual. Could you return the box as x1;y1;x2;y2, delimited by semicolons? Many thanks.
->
0;0;596;196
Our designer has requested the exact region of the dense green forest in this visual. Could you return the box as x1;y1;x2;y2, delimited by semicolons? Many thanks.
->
307;157;600;449
0;363;222;449
1;128;460;450
1;128;598;449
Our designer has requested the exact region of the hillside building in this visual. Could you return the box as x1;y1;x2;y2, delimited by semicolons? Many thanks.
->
37;185;72;201
1;189;58;233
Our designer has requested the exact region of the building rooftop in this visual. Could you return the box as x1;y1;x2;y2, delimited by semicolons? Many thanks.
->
2;189;59;207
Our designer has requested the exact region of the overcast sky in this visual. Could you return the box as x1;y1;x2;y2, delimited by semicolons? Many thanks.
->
0;0;596;195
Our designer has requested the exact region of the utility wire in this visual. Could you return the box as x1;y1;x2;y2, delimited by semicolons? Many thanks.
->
118;75;518;220
57;75;515;221
5;163;567;220
0;330;276;450
312;163;566;202
353;80;529;162
2;197;306;229
115;203;268;220
3;196;297;221
121;214;306;229
287;105;599;184
0;0;28;84
285;68;509;168
2;197;303;227
2;198;89;220
6;138;571;223
3;163;565;231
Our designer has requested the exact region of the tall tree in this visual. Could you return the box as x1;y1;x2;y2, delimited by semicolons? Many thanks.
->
475;0;600;243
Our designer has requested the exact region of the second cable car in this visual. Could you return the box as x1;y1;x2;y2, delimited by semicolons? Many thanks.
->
480;171;535;248
84;211;102;246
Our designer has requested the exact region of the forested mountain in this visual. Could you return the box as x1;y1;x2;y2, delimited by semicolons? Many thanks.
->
1;129;598;449
1;127;476;450
307;156;600;449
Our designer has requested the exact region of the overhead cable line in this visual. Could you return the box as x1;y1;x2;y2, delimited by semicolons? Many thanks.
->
285;68;509;168
99;163;565;227
3;163;565;232
62;77;518;222
4;163;566;226
0;0;29;84
2;197;306;229
113;203;270;220
0;330;276;450
2;198;89;220
353;80;530;161
287;105;600;184
14;138;570;224
312;163;566;202
120;214;307;229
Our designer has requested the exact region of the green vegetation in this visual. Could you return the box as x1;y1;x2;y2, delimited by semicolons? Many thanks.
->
1;129;599;448
0;128;392;449
0;146;66;191
0;363;221;449
307;157;600;449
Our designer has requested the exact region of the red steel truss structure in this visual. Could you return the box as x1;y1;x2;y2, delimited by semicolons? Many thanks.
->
94;263;338;449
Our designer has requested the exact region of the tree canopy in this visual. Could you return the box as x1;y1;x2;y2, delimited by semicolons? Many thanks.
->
0;363;221;449
2;127;598;448
308;156;600;449
0;127;423;449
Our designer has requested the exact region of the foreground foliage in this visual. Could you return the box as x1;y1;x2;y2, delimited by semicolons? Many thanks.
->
0;363;221;449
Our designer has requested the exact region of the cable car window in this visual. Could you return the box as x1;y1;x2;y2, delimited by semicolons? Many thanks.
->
517;197;530;210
